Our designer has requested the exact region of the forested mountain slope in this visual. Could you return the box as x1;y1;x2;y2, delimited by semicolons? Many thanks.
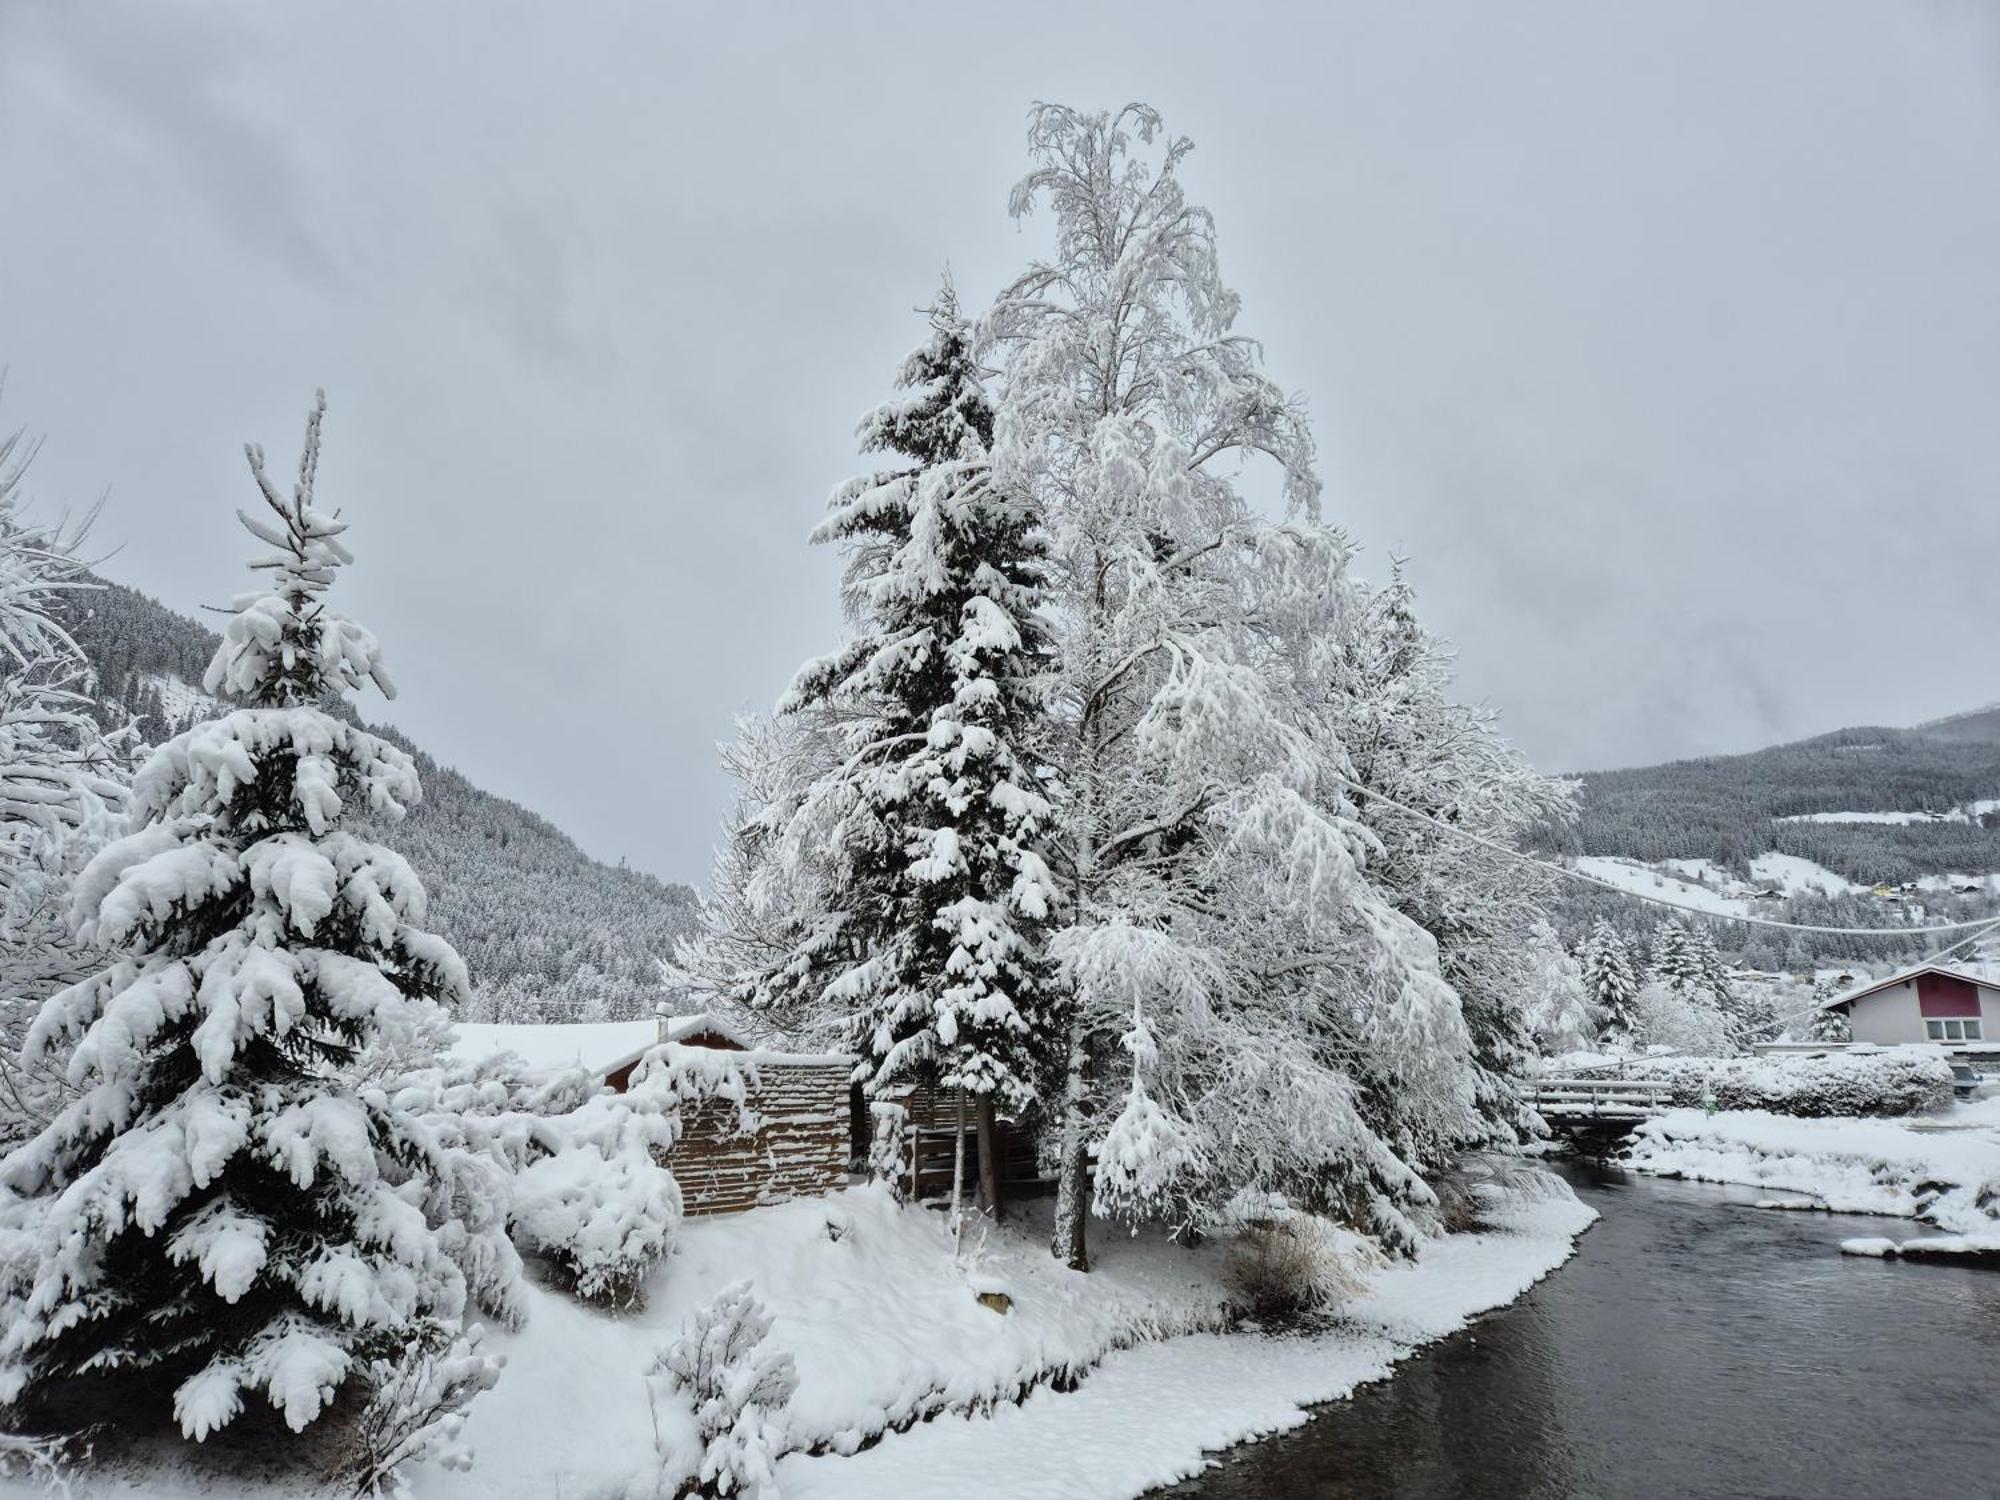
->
1536;710;2000;887
58;572;698;1021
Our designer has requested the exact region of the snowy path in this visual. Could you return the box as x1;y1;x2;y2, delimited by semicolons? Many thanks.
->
777;1192;1596;1500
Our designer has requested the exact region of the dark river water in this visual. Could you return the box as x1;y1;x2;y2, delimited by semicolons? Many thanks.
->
1167;1161;2000;1500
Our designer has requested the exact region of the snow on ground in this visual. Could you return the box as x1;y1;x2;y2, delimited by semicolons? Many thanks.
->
1570;856;1747;917
773;1188;1596;1500
1746;851;1861;897
1780;799;2000;827
1623;1106;2000;1233
0;1180;1595;1500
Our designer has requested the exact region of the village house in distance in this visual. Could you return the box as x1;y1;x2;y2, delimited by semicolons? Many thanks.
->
1816;962;2000;1049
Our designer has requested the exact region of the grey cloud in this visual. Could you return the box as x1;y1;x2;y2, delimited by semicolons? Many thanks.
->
2;0;1996;879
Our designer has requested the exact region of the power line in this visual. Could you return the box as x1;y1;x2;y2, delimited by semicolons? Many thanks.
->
1330;773;2000;939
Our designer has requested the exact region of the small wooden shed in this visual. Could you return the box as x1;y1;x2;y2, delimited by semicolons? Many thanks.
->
602;1015;857;1218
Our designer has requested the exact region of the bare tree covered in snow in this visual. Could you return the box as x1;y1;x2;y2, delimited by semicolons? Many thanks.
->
986;104;1500;1265
0;396;516;1444
0;428;134;1142
1295;561;1576;1150
1523;920;1594;1055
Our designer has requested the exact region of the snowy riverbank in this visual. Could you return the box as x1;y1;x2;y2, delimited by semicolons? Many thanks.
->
772;1185;1596;1500
0;1176;1596;1499
1622;1104;2000;1249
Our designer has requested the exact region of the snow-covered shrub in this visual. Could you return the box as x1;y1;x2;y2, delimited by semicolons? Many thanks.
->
506;1091;682;1307
1624;1050;1953;1118
347;1323;503;1496
1427;1155;1566;1233
388;1050;682;1310
649;1282;798;1499
866;1101;907;1199
1224;1214;1379;1320
0;397;515;1442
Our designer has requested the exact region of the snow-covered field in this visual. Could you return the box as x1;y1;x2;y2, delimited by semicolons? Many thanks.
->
1571;856;1748;916
1779;799;2000;827
1623;1103;2000;1236
0;1180;1595;1500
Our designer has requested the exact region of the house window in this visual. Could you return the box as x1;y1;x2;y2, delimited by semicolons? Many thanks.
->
1925;1019;1984;1042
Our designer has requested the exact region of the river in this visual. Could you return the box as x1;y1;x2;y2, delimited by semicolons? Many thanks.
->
1166;1161;2000;1500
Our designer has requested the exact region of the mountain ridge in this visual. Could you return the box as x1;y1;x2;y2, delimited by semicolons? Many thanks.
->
57;570;699;1022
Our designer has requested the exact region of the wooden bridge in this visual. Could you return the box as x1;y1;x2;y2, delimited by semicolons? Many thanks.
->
1528;1077;1674;1134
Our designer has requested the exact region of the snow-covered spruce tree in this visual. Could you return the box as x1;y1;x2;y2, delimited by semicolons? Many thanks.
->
1651;919;1699;994
764;285;1064;1204
1581;919;1639;1045
987;105;1481;1266
0;394;516;1442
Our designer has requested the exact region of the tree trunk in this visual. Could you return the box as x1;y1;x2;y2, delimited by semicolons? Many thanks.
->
975;1093;1002;1223
1050;1018;1091;1271
950;1085;968;1260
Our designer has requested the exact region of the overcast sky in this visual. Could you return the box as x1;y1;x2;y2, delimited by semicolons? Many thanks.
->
3;2;1997;883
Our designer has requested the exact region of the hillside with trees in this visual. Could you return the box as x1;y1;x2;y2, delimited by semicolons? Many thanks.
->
1534;715;2000;886
52;571;698;1021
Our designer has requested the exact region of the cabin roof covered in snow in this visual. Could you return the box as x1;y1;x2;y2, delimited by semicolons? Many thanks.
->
1817;962;1998;1012
449;1012;752;1075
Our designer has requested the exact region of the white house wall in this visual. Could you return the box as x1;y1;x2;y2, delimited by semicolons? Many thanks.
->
1848;981;1921;1044
1847;978;2000;1044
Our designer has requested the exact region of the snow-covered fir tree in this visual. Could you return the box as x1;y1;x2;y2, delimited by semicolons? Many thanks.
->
776;285;1063;1129
986;104;1487;1266
0;395;515;1441
1581;919;1639;1044
1651;919;1700;994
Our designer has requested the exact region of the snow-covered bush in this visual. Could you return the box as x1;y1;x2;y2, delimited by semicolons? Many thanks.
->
1623;1050;1954;1118
1426;1155;1567;1233
1224;1215;1379;1320
506;1090;682;1306
385;1048;682;1310
866;1100;908;1199
0;396;515;1442
347;1323;503;1496
649;1281;798;1499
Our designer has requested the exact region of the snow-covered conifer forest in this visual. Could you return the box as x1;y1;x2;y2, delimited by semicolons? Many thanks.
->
3;59;1998;1500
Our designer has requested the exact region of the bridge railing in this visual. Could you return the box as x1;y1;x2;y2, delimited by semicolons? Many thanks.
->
1528;1077;1674;1120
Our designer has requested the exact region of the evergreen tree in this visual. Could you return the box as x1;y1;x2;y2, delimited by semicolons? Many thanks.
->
1689;924;1733;1009
754;287;1063;1212
0;396;514;1440
1581;919;1639;1044
1650;919;1700;994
